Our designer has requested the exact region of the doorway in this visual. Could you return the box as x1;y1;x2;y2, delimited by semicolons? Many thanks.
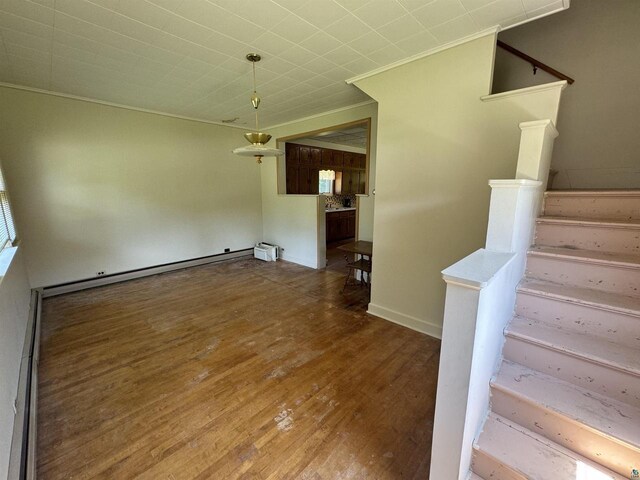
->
277;120;370;271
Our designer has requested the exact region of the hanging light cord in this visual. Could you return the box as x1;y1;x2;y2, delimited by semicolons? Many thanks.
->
252;61;259;133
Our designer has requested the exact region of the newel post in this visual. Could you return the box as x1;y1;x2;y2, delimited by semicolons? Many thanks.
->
515;119;559;194
429;119;559;479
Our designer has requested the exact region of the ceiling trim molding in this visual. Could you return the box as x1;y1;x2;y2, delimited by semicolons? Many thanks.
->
0;82;248;130
264;99;376;130
345;26;501;85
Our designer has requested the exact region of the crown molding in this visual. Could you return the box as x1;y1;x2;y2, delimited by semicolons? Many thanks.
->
0;82;248;130
345;26;500;85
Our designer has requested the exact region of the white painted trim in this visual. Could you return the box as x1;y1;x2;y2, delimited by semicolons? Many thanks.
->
42;249;253;297
279;253;318;269
544;190;640;198
264;100;376;130
0;82;249;130
345;27;500;85
480;80;567;102
441;249;516;289
0;246;18;287
519;119;559;138
488;179;542;188
367;303;443;339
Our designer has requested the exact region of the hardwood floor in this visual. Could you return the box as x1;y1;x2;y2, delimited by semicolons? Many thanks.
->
38;257;440;479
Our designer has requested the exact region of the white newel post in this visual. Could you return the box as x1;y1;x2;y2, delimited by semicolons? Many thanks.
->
429;120;558;480
515;119;559;193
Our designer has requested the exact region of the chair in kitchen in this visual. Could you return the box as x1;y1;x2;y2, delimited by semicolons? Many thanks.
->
341;257;372;293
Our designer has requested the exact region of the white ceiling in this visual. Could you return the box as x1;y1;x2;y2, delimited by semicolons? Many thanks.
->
0;0;568;128
298;125;368;148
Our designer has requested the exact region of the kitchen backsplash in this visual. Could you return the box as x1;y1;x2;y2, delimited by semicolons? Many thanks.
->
324;194;357;209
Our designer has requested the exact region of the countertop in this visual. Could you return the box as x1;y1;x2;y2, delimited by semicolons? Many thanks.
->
325;207;356;213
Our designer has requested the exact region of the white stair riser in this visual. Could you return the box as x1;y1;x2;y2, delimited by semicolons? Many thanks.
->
472;449;525;480
544;195;640;220
491;387;638;477
526;255;640;298
516;292;640;349
535;222;640;256
503;336;639;405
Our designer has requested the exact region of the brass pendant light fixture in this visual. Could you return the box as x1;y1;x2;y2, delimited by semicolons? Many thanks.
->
232;53;284;164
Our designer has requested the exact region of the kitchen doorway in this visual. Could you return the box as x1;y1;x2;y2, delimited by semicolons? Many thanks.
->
276;119;373;280
277;118;375;284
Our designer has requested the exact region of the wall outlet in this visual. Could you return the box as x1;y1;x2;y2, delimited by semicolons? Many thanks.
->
224;248;230;253
96;271;105;276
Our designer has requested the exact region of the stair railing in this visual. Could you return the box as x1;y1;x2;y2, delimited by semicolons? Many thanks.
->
497;40;575;85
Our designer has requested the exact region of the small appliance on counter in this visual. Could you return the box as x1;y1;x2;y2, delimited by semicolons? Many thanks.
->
254;242;278;262
342;198;352;208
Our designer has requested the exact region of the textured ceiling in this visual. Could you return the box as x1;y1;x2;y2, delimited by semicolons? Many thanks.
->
297;125;368;148
0;0;568;128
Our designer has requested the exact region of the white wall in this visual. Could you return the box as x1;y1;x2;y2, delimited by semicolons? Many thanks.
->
0;87;264;287
0;248;31;480
495;0;640;189
261;102;378;268
354;34;564;337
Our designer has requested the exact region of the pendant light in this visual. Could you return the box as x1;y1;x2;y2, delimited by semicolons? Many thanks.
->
232;53;284;164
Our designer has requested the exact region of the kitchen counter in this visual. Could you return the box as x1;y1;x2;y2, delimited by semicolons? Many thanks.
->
325;207;356;212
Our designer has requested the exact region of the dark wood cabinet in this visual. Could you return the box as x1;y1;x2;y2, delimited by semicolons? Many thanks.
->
326;209;356;243
339;170;367;195
299;146;311;165
321;149;332;167
310;148;321;167
285;143;366;195
341;170;354;195
286;165;298;194
331;150;344;169
286;143;299;165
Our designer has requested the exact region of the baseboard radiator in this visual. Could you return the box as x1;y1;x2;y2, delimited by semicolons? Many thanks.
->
8;289;41;480
42;248;253;297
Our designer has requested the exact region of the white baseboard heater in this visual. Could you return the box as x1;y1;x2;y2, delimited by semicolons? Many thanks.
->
8;289;41;480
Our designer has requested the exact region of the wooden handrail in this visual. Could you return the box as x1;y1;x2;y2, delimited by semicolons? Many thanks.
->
497;40;575;85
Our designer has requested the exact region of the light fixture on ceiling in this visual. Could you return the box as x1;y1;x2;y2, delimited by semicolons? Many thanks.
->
232;53;284;164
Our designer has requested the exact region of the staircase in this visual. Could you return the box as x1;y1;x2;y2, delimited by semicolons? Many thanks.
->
471;190;640;479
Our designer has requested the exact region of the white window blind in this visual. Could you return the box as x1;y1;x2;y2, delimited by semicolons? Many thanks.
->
0;167;16;250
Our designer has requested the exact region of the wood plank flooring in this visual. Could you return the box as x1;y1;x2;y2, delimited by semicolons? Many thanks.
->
38;257;440;479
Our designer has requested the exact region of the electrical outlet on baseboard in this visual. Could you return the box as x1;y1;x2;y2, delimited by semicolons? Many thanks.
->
96;271;105;276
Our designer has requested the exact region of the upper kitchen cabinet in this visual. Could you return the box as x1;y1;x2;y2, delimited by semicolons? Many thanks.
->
278;118;371;196
284;143;367;195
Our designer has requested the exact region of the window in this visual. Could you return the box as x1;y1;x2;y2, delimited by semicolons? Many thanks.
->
0;166;16;250
319;170;335;195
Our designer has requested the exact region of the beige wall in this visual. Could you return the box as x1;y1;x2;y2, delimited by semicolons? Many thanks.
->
0;248;31;479
0;87;263;287
261;102;378;268
495;0;640;189
355;34;564;337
